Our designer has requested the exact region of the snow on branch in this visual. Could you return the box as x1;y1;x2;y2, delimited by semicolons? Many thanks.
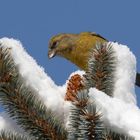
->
0;38;139;139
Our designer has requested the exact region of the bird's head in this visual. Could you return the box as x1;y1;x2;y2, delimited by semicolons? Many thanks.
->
48;33;78;59
48;32;107;70
48;32;107;58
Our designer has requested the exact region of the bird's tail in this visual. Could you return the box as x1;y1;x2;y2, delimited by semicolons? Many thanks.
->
136;73;140;87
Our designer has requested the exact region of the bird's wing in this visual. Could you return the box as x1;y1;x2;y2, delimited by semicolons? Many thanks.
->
90;32;108;41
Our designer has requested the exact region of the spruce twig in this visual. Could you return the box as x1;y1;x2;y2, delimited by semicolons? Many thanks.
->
68;90;88;139
0;130;33;140
0;42;135;140
68;90;105;140
84;43;116;96
105;130;135;140
0;47;67;140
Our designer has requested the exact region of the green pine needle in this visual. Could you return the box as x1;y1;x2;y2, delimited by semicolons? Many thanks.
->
84;43;116;97
0;130;33;140
0;47;67;140
0;42;135;140
105;130;135;140
68;90;105;140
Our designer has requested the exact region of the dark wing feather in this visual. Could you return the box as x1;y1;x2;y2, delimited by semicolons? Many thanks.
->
90;32;108;41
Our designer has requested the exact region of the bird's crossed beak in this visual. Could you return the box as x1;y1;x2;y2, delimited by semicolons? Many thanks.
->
48;50;56;59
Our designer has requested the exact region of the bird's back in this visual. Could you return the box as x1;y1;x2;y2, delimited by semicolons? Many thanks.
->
69;32;107;70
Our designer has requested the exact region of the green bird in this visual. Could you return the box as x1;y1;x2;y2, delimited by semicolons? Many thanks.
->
48;32;140;87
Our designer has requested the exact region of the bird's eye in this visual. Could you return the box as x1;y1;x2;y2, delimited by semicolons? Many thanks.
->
51;41;58;49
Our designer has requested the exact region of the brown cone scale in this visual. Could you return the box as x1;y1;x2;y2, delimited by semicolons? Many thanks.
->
65;74;85;102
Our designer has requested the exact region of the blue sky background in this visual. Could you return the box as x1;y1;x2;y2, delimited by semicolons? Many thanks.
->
0;0;140;106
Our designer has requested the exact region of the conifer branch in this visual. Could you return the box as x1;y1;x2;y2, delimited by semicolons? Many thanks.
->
68;90;105;139
0;47;67;140
0;130;33;140
68;90;88;139
105;130;135;140
84;43;116;96
0;42;136;140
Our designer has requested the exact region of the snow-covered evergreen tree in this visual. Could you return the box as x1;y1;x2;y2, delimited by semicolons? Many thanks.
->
0;38;139;139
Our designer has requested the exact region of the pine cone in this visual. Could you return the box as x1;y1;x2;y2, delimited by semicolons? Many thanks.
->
65;74;85;102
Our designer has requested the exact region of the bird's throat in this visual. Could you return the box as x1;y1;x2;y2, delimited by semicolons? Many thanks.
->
61;48;88;71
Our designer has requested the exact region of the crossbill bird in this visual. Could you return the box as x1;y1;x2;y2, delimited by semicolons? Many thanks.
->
48;32;140;87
